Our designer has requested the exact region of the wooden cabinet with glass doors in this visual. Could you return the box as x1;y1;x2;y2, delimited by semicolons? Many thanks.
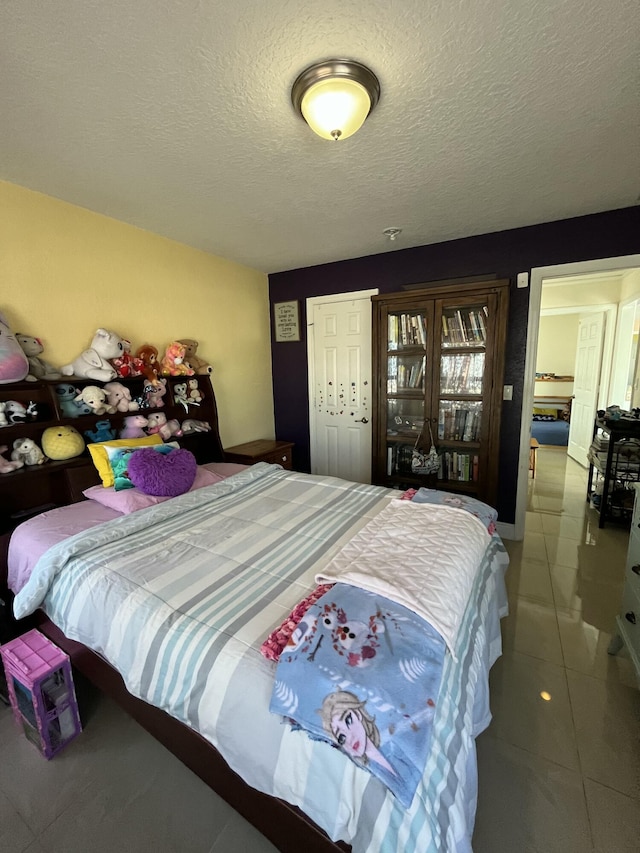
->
371;281;509;508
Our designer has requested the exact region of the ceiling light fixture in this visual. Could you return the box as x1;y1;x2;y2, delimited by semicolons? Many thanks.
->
291;59;380;142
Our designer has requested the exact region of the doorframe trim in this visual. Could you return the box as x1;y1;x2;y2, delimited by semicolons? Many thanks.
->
514;254;640;540
306;290;378;475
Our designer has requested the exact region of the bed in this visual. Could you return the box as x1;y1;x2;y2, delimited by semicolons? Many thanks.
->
0;384;509;853
531;397;572;446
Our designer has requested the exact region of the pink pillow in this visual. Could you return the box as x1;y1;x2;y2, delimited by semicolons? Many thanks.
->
83;466;224;514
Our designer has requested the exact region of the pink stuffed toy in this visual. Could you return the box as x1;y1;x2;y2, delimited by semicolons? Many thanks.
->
0;311;29;384
143;378;167;408
120;414;149;439
0;443;24;473
160;342;194;377
146;412;183;441
103;381;140;413
110;340;145;379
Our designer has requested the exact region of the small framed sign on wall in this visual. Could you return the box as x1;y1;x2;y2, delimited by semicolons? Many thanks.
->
274;300;301;342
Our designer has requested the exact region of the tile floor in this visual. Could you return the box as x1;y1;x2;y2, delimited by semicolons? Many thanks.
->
1;446;639;852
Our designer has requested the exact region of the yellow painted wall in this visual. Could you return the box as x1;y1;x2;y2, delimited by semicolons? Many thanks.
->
0;180;273;447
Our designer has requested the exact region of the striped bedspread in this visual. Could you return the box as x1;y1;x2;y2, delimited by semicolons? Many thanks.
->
13;463;509;852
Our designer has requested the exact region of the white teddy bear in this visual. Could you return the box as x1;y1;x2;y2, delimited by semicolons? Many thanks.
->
61;328;125;382
74;385;116;416
15;334;61;382
11;437;47;466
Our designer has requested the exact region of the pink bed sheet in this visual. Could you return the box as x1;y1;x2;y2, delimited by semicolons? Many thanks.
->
7;461;248;595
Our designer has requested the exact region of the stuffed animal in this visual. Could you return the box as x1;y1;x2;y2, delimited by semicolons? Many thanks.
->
0;311;29;384
173;382;189;412
0;402;7;428
55;383;93;417
103;381;140;413
61;328;125;382
135;344;161;384
187;378;203;404
120;414;149;439
4;400;36;425
41;426;85;460
143;378;167;409
110;339;145;379
160;342;194;377
74;385;116;416
181;419;211;434
11;437;47;466
15;334;61;381
84;420;117;443
0;444;24;473
146;412;183;440
178;339;213;376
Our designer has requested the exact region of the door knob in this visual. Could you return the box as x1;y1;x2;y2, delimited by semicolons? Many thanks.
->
632;565;640;575
625;611;636;625
354;417;369;424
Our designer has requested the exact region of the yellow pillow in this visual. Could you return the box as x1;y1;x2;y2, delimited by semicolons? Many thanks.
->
88;435;164;487
532;407;558;417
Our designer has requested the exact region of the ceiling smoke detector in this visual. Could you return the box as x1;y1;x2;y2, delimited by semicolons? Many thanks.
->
383;228;402;241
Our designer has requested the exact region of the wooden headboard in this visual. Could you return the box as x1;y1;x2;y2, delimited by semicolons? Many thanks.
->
0;374;225;541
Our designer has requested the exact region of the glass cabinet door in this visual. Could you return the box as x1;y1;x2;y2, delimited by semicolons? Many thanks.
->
385;309;429;479
433;299;489;487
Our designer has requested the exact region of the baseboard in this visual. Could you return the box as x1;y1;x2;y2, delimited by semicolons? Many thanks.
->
496;521;517;541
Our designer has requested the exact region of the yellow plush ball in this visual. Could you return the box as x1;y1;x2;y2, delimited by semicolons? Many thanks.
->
41;426;85;460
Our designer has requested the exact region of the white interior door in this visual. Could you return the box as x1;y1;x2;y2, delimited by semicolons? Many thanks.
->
308;290;377;483
568;312;606;466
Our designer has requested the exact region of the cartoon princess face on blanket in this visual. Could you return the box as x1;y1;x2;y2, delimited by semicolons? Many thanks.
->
319;691;397;776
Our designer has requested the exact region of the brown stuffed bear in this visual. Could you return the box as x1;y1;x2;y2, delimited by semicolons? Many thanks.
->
178;339;213;375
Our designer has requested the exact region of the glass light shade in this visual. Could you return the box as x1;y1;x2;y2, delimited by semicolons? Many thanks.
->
300;78;371;141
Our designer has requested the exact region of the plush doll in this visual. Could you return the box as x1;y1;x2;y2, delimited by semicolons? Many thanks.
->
178;339;213;376
0;311;29;384
74;385;116;416
0;402;7;428
84;420;117;443
160;342;194;377
0;444;24;472
173;382;190;412
181;419;211;434
15;334;61;381
135;344;161;384
41;426;85;460
103;381;140;413
146;411;183;441
55;383;92;417
110;339;145;379
61;328;125;382
187;378;203;404
11;437;47;466
143;378;167;409
120;414;149;439
4;400;36;425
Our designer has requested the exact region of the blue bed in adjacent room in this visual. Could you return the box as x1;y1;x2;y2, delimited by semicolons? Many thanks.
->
531;413;570;446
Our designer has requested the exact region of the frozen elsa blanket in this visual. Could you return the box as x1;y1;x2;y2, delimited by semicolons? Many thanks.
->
269;582;446;808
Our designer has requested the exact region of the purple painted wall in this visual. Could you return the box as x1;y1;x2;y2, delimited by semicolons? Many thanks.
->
269;207;640;523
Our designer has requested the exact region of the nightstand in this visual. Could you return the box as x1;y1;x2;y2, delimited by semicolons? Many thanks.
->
224;440;294;470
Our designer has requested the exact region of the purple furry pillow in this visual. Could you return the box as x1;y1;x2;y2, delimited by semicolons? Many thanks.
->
127;447;197;497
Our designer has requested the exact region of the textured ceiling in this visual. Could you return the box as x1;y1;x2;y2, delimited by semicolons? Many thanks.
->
1;0;638;274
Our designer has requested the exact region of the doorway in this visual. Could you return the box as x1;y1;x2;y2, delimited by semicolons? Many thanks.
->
513;255;640;541
306;289;378;483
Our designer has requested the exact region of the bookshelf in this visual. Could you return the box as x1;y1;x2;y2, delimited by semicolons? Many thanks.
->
372;281;509;508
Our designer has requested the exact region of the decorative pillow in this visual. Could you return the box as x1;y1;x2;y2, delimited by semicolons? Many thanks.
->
88;435;164;488
532;407;558;417
83;467;225;513
533;414;557;422
128;446;197;497
104;442;179;491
